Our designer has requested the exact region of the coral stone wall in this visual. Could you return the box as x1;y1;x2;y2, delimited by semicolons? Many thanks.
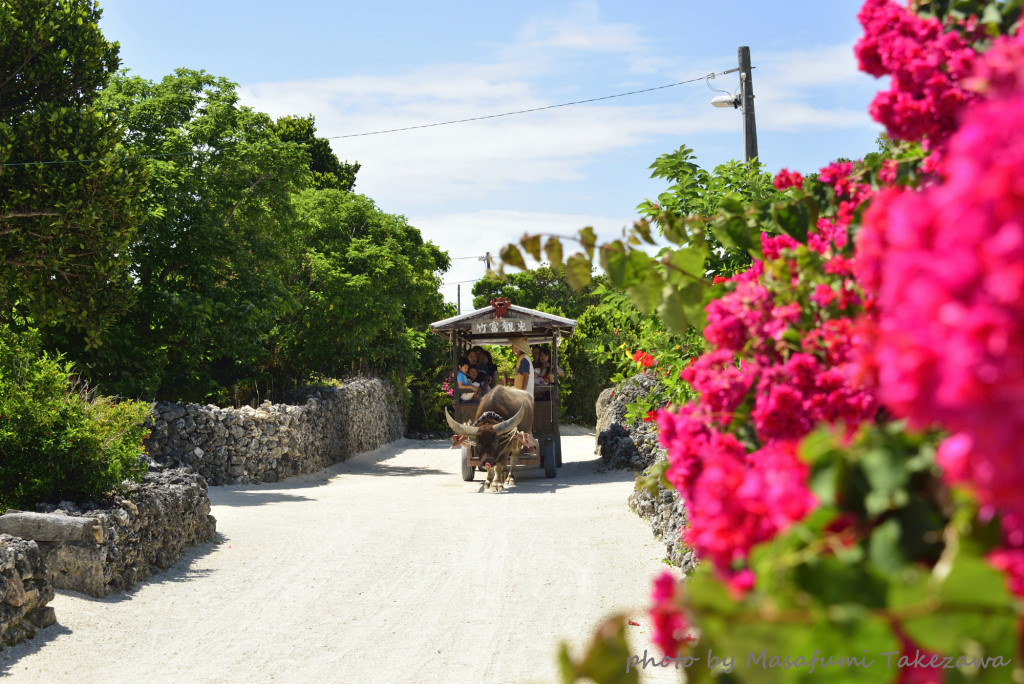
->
0;535;55;647
144;378;404;485
27;468;217;597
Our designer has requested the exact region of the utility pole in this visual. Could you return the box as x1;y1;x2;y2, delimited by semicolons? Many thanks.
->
738;46;758;162
457;283;461;314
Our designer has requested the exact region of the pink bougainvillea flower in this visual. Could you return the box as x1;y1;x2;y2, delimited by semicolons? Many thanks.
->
649;571;694;656
989;547;1024;599
856;83;1024;528
855;0;977;149
772;168;804;190
657;404;816;589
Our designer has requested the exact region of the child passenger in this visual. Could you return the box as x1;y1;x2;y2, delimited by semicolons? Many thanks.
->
468;366;490;398
457;356;479;402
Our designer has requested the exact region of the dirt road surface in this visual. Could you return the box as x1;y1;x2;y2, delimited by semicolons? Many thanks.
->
0;426;685;684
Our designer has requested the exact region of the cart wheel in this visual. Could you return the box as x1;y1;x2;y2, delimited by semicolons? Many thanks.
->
461;446;475;482
555;437;563;467
543;439;557;478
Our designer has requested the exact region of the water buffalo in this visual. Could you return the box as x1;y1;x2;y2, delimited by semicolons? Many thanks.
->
446;385;535;491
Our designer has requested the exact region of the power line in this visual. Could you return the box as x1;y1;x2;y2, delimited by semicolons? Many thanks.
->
321;73;724;141
1;69;733;168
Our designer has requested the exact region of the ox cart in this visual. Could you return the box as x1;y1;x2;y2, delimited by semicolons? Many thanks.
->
429;302;577;482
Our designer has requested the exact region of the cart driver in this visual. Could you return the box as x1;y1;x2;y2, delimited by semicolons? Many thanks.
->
508;335;534;395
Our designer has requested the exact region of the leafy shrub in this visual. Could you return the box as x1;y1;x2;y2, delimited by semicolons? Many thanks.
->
0;326;150;511
560;300;641;425
560;288;701;426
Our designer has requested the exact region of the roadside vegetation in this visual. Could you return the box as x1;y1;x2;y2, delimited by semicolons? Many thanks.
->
6;2;1024;677
498;2;1024;680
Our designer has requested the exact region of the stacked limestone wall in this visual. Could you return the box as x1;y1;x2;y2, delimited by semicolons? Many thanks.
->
0;535;55;647
143;378;404;485
19;468;218;597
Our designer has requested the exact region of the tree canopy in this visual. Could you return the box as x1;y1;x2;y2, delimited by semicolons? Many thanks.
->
272;189;450;384
70;69;311;400
0;0;147;342
273;115;360;193
471;265;604;318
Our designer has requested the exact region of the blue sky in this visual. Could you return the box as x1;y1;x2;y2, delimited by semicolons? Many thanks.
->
96;0;884;307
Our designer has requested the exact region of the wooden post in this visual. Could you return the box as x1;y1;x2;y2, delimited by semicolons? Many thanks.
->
738;46;758;162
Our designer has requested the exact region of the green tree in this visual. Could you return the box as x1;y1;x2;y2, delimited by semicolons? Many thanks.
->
0;0;147;342
637;144;780;278
273;114;360;192
70;69;311;401
271;189;450;385
471;265;605;318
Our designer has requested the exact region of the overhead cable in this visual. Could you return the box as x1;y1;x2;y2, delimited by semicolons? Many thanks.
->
1;69;736;168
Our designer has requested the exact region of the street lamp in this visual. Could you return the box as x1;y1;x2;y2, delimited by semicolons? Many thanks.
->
711;94;740;109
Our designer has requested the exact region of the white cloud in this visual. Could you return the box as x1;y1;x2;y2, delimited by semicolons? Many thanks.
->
759;42;865;87
235;16;882;305
506;0;661;73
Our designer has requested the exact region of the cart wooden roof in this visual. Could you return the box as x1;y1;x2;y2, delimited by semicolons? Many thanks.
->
429;304;577;346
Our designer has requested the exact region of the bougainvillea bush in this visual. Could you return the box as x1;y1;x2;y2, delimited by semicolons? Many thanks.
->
500;1;1024;681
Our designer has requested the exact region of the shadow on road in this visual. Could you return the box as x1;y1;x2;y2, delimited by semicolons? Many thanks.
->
0;531;227;673
339;462;448;477
212;488;317;507
463;458;639;494
0;622;73;677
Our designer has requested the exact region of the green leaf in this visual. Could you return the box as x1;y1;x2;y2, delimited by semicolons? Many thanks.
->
771;200;814;244
720;612;899;683
664;247;706;285
661;214;689;244
713;215;757;257
685;567;738;614
679;281;703;307
500;243;526;270
861;447;911;516
562;616;640;684
600;241;628;288
627;268;665;315
631;219;656;245
657;286;690;336
718;193;746;215
520;234;541;261
579;226;597;260
565;253;592;290
544;237;564;272
868;518;904;573
982;2;1003;24
940;551;1014;608
794;556;888;607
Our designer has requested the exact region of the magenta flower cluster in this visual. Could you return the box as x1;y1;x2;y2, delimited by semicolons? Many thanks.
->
647;2;1024;662
855;0;977;148
658;223;877;590
857;31;1024;596
649;571;691;656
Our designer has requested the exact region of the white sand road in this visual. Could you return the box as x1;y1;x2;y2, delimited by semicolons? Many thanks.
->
0;426;686;684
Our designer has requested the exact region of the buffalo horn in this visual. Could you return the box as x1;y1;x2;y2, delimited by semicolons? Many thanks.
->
493;406;525;435
445;409;479;437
